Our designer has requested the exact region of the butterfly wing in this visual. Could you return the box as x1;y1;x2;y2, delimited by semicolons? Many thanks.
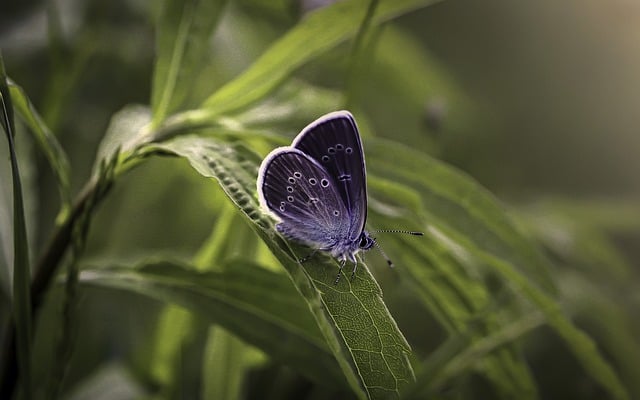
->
257;148;350;249
291;111;367;241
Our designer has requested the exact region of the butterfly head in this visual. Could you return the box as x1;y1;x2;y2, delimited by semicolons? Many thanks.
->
358;231;375;251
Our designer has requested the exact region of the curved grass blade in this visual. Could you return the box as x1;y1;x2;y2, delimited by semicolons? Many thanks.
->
372;212;538;398
365;140;629;399
151;0;228;128
203;0;443;115
143;135;415;399
367;138;555;290
0;54;32;400
80;260;346;388
7;79;71;218
405;311;545;399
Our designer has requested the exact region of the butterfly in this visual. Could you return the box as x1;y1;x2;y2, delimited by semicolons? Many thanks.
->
258;110;420;283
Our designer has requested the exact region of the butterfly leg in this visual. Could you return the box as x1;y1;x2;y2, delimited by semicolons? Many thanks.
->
349;260;358;281
334;258;347;285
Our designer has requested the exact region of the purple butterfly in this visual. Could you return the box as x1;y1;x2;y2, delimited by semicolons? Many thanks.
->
257;111;382;283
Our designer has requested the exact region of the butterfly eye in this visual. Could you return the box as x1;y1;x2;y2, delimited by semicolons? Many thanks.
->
359;236;369;248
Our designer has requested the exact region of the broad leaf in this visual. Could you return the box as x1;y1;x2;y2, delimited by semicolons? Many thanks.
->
144;135;415;399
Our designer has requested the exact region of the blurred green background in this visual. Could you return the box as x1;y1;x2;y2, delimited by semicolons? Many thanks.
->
1;0;639;399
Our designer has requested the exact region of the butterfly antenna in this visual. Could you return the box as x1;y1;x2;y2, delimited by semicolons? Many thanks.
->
370;229;424;268
371;229;424;236
372;238;395;268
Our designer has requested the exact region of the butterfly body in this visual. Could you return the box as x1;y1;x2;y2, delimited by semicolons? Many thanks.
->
257;111;373;280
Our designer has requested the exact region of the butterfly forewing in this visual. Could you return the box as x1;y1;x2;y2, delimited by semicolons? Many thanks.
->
258;148;350;249
291;111;367;241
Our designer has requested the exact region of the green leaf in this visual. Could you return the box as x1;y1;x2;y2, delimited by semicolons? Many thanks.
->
557;271;640;399
93;104;152;175
79;259;346;388
143;135;415;399
7;79;71;217
230;79;343;131
151;0;228;128
366;138;555;290
517;199;636;282
0;52;33;399
481;252;630;400
202;0;443;115
406;311;545;399
203;326;249;400
365;139;629;399
374;214;538;398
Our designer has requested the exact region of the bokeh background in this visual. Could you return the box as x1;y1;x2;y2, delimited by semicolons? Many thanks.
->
1;0;639;399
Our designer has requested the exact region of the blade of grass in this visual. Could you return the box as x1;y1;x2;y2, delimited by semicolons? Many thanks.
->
405;311;545;399
8;80;71;219
373;212;538;398
80;260;345;388
481;251;629;400
367;138;556;291
151;0;228;128
0;51;33;400
202;0;443;115
366;139;629;400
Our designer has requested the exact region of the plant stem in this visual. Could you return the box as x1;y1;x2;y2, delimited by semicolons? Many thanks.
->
0;180;99;399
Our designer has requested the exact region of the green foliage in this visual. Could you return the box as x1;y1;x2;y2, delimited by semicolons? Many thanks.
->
0;1;638;400
1;51;33;400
